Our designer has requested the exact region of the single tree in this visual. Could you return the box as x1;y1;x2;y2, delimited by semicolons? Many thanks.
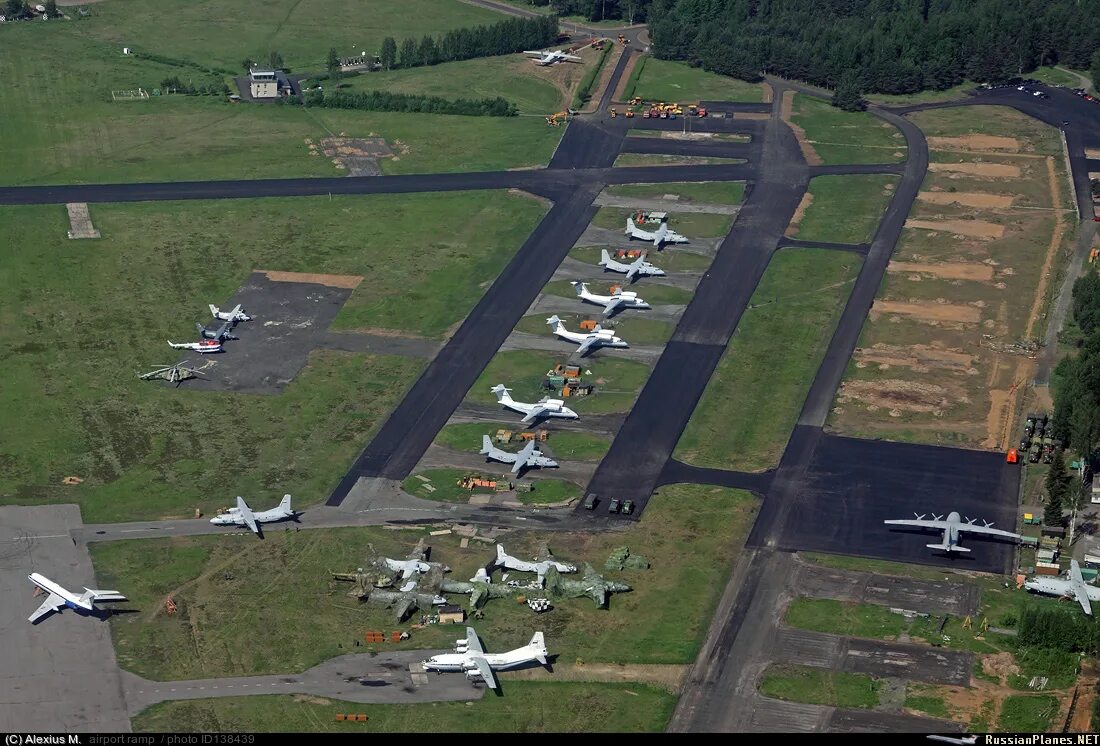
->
380;37;397;70
326;47;342;85
269;50;284;70
5;0;25;17
399;37;418;68
832;74;866;112
44;0;57;18
418;35;440;66
242;58;255;74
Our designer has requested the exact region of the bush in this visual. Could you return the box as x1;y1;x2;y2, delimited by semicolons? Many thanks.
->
307;89;517;117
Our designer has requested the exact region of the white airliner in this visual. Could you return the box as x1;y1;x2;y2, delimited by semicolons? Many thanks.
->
167;338;222;353
209;303;252;323
1025;559;1100;615
883;511;1022;553
26;572;127;623
523;49;582;66
545;314;628;356
421;627;549;689
490;384;578;424
625;217;688;248
492;543;576;585
599;249;666;280
480;435;558;474
210;495;297;535
571;281;650;316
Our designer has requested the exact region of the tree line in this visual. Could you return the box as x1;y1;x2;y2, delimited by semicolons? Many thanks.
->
1019;604;1099;653
303;89;518;117
1053;269;1100;464
647;0;1100;99
371;15;558;71
517;0;651;23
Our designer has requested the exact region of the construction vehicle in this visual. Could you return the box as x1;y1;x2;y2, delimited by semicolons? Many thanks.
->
625;108;635;118
617;34;627;44
610;107;617;118
546;111;570;127
1006;448;1018;464
628;96;643;106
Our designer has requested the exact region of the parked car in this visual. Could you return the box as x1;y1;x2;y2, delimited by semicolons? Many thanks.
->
608;498;621;514
621;500;635;515
584;493;598;510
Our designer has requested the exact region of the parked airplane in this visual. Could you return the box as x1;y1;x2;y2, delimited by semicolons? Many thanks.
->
167;338;222;353
421;627;549;689
210;303;252;323
625;217;688;249
491;543;576;586
571;281;650;316
883;511;1022;553
26;572;126;623
480;435;558;474
196;318;238;342
210;494;297;535
377;538;436;592
523;49;581;66
490;384;578;424
1025;559;1100;615
599;249;666;281
546;315;628;356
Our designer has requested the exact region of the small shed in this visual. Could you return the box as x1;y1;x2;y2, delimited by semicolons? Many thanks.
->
437;605;465;624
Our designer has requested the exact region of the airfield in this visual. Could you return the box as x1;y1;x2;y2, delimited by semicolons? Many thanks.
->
3;0;1100;734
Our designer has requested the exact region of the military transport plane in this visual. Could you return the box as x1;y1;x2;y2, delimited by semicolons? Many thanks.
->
524;49;582;65
571;281;650;316
490;384;578;424
625;217;688;249
209;303;252;323
1025;559;1100;615
26;572;126;623
421;627;549;689
480;435;558;474
884;511;1022;553
545;315;629;356
492;544;576;586
599;249;666;281
196;318;239;342
210;495;297;535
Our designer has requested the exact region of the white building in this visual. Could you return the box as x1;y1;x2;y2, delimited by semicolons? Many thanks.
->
249;68;278;99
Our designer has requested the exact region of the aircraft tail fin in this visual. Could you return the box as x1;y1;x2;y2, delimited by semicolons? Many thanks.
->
81;588;126;603
496;544;507;563
481;435;493;455
625;217;635;235
571;281;586;297
545;315;562;329
529;631;547;662
195;321;206;335
279;494;292;513
927;543;970;553
490;384;512;403
209;304;220;318
599;249;611;267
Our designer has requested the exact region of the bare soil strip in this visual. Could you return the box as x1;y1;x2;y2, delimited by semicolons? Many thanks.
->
780;90;822;165
761;82;774;104
260;270;364;289
888;261;994;281
927;134;1021;152
1085;148;1100;160
855;342;975;373
872;299;981;323
733;112;770;120
506;662;688;693
918;191;1014;209
785;192;814;236
927;162;1021;178
905;218;1005;239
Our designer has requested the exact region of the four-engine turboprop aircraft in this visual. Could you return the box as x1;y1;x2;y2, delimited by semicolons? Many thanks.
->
1025;559;1100;615
883;511;1022;553
523;49;582;66
421;627;549;689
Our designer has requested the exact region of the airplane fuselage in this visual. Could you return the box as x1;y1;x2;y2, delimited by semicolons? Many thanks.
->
422;648;540;673
28;573;91;612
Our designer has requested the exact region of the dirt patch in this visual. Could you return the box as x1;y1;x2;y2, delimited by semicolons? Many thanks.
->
985;388;1013;450
582;44;626;114
733;112;770;120
872;299;982;324
260;270;364;289
780;90;822;166
506;662;688;693
855;342;975;373
786;192;813;236
1025;157;1069;339
982;651;1021;683
1085;148;1100;160
918;191;1015;209
315;137;393;176
888;261;994;281
905;218;1005;240
761;82;774;104
928;162;1022;178
836;379;959;414
292;695;333;706
927;135;1021;153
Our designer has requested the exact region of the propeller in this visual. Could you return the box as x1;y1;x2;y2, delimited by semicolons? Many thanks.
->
965;516;975;524
932;513;944;522
913;513;926;520
983;520;995;528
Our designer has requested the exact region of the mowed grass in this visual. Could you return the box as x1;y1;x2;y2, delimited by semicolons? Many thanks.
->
604;181;746;205
785;598;908;639
613;153;745;167
570;246;713;272
514;313;675;345
436;423;611;462
997;695;1060;732
759;665;880;708
401;468;497;503
469;350;652;414
0;22;563;184
92;483;757;680
592;207;733;238
674;250;860;471
791;94;907;165
0;194;542;521
628;57;764;103
340;55;564;114
904;688;951;719
131;683;678;733
542;279;694;306
793;174;898;244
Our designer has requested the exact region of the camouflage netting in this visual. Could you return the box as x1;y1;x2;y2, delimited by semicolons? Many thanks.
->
605;546;650;571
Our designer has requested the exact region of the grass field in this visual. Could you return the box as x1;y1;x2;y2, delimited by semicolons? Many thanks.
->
0;193;543;522
435;423;611;462
570;246;714;272
997;695;1060;732
514;313;675;345
790;94;907;165
92;483;757;680
785;598;908;639
613;153;744;167
674;250;860;471
0;18;562;185
131;683;678;732
592;207;733;238
627;57;764;104
759;665;879;708
468;350;653;414
792;175;898;244
541;279;694;306
604;181;746;205
339;54;575;115
904;689;951;719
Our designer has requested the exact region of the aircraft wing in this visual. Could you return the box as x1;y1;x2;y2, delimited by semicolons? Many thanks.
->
521;406;546;424
563;54;582;61
471;655;498;689
602;297;624;315
523;51;544;57
237;496;259;534
576;337;598;356
29;592;66;623
515;440;537;471
884;519;951;530
1071;561;1094;615
955;523;1021;540
486;445;518;464
465;626;485;654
